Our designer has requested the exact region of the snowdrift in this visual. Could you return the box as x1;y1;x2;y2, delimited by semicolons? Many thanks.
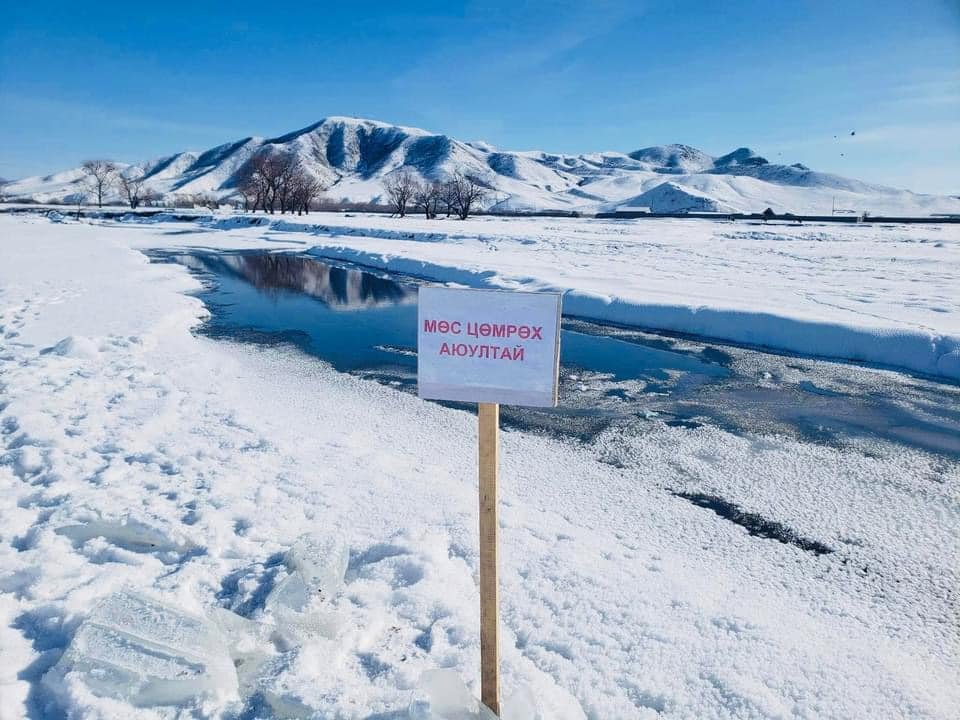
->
307;244;960;381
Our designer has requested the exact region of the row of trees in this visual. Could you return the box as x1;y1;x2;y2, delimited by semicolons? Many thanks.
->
80;160;159;209
75;156;490;218
236;153;323;215
384;169;489;220
80;160;118;208
80;160;244;210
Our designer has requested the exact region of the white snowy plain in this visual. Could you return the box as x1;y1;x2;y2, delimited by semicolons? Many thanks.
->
239;212;960;380
0;212;958;719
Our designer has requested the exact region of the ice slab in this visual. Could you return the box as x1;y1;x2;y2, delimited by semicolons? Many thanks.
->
207;606;274;696
266;533;349;614
253;650;335;720
284;534;349;601
44;590;238;707
208;605;268;660
265;691;317;720
271;603;343;647
263;534;349;648
55;517;190;559
409;669;499;720
266;571;313;614
265;572;343;648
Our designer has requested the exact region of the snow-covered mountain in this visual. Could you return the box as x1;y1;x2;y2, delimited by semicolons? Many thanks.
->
5;116;959;216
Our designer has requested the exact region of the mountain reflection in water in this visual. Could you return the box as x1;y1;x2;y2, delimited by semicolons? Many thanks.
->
159;249;960;458
175;252;416;310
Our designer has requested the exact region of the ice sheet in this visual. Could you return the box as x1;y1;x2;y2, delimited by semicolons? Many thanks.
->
43;590;238;707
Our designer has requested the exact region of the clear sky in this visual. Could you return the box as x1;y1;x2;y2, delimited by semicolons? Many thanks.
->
1;0;958;193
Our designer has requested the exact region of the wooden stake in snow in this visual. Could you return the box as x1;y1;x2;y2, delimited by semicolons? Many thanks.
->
418;286;562;717
478;402;501;714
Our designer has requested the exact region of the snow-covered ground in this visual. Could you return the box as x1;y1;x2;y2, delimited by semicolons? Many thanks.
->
1;213;958;719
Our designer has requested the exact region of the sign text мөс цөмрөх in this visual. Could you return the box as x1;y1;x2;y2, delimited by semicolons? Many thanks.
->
417;287;562;407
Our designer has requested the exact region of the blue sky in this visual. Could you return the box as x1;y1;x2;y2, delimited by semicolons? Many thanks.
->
1;0;958;192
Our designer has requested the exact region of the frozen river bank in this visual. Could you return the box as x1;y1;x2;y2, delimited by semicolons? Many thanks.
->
161;248;960;460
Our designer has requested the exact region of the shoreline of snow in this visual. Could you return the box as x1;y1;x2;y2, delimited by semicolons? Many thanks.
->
88;210;960;382
305;243;960;382
86;210;960;382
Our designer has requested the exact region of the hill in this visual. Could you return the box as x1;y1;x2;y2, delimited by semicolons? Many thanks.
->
5;116;959;216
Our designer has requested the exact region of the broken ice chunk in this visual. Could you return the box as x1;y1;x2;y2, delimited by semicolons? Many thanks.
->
207;606;267;659
409;669;499;720
262;534;349;647
265;572;342;647
207;608;274;696
55;517;190;561
43;590;238;707
419;668;482;719
284;534;349;601
266;571;313;614
270;603;342;647
264;690;317;720
254;640;363;719
504;682;588;720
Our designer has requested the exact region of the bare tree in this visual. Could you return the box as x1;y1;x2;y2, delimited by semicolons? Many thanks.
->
272;154;301;214
141;188;162;207
449;172;488;220
383;169;417;217
237;151;302;214
290;169;324;215
237;160;265;212
81;160;119;208
439;180;458;217
237;153;273;212
193;193;219;210
259;156;277;213
65;190;88;220
118;168;149;209
413;180;442;219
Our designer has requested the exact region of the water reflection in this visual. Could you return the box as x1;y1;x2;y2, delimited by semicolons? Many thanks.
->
173;253;416;309
157;250;960;458
165;252;420;373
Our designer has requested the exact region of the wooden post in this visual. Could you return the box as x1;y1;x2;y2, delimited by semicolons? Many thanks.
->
477;402;501;716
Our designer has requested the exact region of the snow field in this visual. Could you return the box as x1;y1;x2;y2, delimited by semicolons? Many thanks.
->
0;214;957;718
216;212;960;380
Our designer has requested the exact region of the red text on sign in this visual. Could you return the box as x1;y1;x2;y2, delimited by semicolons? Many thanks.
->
423;319;543;340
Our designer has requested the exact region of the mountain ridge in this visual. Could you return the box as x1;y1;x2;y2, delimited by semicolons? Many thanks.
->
5;115;959;216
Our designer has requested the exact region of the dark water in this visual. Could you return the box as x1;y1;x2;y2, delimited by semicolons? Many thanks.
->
154;250;960;459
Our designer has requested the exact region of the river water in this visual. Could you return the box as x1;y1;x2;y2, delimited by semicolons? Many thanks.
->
155;250;960;461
